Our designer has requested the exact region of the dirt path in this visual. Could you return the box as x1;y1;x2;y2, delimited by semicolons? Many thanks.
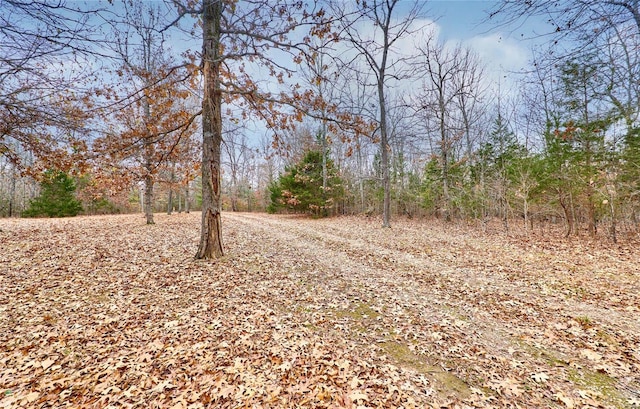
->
225;212;640;407
1;212;639;408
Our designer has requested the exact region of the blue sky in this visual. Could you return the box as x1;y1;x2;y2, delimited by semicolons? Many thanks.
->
95;0;547;118
430;0;497;40
424;0;550;92
429;0;550;40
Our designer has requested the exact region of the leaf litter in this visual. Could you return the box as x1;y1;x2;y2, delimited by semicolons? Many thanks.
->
0;212;639;408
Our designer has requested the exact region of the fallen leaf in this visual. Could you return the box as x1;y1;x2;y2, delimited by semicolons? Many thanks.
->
25;392;39;403
555;392;575;408
40;359;55;370
531;372;549;383
349;390;368;402
580;349;602;361
3;213;639;409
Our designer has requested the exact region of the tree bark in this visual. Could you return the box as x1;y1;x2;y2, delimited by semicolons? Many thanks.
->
143;91;155;224
9;167;16;217
185;182;190;213
320;120;329;217
523;194;529;235
144;172;154;224
378;34;391;228
440;117;450;221
559;191;574;237
609;201;617;243
196;0;224;259
168;165;175;215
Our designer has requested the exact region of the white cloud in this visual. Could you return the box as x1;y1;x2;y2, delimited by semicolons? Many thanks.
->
463;33;530;85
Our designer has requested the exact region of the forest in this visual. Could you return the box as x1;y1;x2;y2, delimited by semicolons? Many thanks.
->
1;1;640;407
1;0;639;248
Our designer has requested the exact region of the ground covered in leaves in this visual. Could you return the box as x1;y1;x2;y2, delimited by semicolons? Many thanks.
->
1;212;639;408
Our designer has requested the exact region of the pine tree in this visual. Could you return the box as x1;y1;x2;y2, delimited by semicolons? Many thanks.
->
268;151;344;217
476;113;526;230
23;171;83;217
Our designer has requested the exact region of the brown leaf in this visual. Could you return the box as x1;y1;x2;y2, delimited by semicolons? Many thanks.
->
40;359;55;370
25;392;39;403
531;372;549;383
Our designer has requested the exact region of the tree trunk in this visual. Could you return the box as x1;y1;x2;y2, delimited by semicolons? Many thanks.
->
559;192;574;237
378;77;391;228
9;167;16;217
523;195;529;236
230;179;238;212
168;166;176;215
439;96;451;222
501;196;509;233
441;144;450;221
185;183;190;213
608;199;617;243
196;0;224;259
321;122;328;217
587;199;596;236
569;190;578;236
358;144;365;214
144;173;154;224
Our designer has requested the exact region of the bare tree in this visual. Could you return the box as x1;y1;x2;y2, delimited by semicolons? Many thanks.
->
222;124;256;212
331;63;379;214
489;1;640;142
489;1;640;39
415;40;481;220
334;0;425;227
98;2;197;225
453;50;486;165
0;1;103;171
299;47;335;216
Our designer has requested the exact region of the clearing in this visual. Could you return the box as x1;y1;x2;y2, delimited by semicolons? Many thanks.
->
1;212;639;408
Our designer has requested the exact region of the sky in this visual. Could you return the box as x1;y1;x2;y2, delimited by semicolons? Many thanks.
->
120;0;547;95
77;0;549;91
424;0;556;95
430;0;496;39
83;0;552;138
313;0;552;102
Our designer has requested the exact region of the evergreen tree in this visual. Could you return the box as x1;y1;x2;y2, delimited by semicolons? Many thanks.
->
475;113;526;229
557;59;610;236
23;171;83;217
268;151;344;217
419;158;443;215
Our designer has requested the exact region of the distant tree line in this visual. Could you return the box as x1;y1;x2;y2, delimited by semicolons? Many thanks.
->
1;0;639;253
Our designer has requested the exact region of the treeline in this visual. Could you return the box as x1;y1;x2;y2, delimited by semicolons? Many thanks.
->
1;1;639;244
225;56;640;243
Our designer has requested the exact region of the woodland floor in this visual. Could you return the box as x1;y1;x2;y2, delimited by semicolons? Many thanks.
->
0;212;639;409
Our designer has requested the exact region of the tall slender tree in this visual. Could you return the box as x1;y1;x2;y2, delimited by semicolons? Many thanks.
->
558;58;610;236
335;0;424;227
416;40;481;220
94;2;197;225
